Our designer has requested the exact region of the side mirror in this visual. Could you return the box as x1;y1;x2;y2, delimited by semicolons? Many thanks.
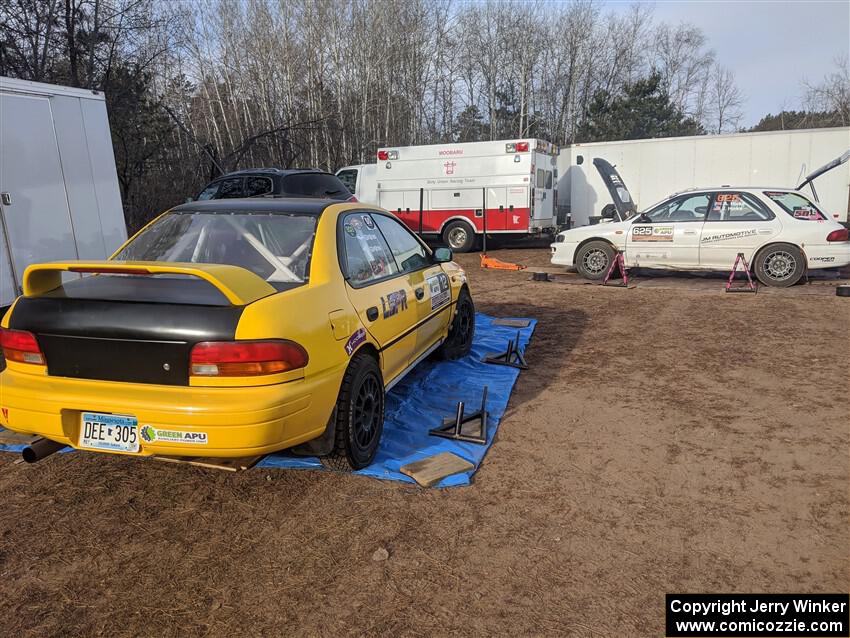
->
434;247;453;263
185;197;194;203
600;204;617;219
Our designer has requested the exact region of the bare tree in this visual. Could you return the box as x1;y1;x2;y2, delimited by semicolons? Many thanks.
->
652;22;715;122
803;55;850;126
705;64;745;134
3;0;748;229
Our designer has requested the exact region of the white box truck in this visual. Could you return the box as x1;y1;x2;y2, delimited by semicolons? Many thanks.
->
0;76;127;309
337;138;560;251
336;163;377;206
559;127;850;227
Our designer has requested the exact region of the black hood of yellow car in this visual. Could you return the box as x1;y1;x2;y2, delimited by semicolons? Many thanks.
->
8;275;245;386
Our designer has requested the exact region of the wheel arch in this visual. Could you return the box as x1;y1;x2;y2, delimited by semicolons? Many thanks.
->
439;216;478;236
351;342;381;370
573;236;618;264
751;240;808;274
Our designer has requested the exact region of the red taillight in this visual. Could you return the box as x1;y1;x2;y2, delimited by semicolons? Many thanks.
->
189;340;308;377
515;142;529;152
826;228;849;242
0;328;45;365
377;150;389;161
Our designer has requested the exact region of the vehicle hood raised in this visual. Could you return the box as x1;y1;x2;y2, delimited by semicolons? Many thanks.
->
593;158;637;221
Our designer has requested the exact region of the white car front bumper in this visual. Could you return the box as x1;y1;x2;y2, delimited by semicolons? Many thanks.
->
550;240;579;268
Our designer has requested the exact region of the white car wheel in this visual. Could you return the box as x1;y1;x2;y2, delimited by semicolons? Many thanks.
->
754;243;805;288
576;241;615;280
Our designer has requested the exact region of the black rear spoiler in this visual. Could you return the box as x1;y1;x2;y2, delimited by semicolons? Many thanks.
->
797;150;850;201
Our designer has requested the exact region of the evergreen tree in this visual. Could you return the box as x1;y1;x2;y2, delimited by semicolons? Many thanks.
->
577;72;704;142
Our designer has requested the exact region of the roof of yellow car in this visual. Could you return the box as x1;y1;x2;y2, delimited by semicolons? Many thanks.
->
171;198;348;216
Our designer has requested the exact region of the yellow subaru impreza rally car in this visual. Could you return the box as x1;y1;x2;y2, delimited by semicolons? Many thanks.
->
0;199;475;470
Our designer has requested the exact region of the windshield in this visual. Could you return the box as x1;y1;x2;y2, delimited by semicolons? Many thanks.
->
114;212;317;287
763;191;828;220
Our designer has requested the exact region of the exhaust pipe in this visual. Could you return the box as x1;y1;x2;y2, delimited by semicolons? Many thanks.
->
22;438;66;463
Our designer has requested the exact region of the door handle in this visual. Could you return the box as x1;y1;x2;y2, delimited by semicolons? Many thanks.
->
415;287;425;300
366;307;379;322
684;230;697;235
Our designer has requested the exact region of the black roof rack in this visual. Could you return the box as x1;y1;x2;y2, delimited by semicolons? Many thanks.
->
220;167;328;177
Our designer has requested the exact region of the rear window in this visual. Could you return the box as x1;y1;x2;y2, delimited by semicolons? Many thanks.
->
282;173;350;199
763;191;828;220
114;212;317;288
708;192;773;221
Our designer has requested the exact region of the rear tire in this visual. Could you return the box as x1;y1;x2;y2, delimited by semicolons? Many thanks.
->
436;288;475;360
575;240;616;280
443;220;477;253
753;243;805;287
321;353;384;471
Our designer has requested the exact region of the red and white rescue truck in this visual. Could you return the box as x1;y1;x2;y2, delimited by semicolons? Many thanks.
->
336;139;560;252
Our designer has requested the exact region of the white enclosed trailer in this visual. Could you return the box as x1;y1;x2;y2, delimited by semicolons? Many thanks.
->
0;76;126;308
558;127;850;227
337;139;560;251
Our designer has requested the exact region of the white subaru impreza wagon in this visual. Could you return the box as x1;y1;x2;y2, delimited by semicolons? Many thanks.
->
551;155;850;287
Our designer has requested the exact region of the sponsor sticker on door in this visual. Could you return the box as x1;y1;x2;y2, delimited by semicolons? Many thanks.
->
632;226;674;242
701;229;757;243
427;273;451;310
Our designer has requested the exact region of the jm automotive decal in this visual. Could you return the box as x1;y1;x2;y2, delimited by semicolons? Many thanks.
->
701;229;757;243
427;273;451;310
632;226;674;242
140;425;208;445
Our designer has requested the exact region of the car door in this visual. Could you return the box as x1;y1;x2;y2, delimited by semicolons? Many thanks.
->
625;193;710;267
339;211;418;384
698;192;781;268
371;212;452;359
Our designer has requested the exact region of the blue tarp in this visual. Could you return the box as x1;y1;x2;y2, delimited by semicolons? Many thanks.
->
259;313;535;486
0;313;535;487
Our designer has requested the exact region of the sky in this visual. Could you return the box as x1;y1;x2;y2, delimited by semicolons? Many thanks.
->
610;0;850;127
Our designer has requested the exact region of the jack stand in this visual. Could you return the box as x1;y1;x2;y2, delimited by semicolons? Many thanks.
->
602;252;629;287
482;330;528;369
725;252;757;293
429;387;489;445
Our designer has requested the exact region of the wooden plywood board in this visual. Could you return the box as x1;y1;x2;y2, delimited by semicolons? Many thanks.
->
400;452;474;487
492;318;531;328
151;455;264;472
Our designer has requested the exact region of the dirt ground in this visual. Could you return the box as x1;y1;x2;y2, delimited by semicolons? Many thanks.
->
0;248;848;637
